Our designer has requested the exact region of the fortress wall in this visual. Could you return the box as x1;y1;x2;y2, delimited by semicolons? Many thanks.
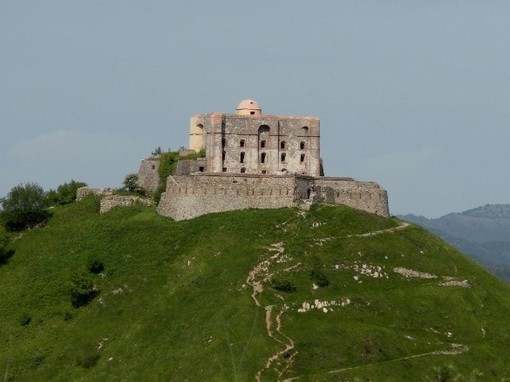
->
157;174;300;221
314;177;390;217
137;156;160;193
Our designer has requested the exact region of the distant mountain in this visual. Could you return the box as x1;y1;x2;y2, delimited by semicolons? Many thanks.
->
400;204;510;282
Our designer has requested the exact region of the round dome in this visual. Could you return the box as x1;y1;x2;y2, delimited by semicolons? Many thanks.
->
236;99;262;116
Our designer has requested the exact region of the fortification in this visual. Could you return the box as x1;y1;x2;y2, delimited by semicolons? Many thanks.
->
156;100;389;221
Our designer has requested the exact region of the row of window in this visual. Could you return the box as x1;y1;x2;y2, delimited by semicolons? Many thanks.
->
223;151;305;164
224;139;306;150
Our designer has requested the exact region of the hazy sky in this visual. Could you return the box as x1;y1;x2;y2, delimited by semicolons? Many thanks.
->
1;1;509;218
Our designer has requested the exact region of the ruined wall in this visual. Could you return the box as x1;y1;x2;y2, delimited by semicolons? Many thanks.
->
157;174;302;221
175;158;207;175
313;177;390;217
76;187;113;201
100;195;153;213
137;156;160;193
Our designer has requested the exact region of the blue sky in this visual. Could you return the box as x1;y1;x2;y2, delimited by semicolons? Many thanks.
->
1;1;509;218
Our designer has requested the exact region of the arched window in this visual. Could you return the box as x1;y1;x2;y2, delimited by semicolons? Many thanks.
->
281;153;286;162
240;152;245;163
258;125;270;134
261;152;267;163
300;141;305;150
240;139;245;148
302;126;309;134
280;141;286;149
240;167;246;173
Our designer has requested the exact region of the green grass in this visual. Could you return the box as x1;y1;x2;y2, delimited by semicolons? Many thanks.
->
1;199;510;381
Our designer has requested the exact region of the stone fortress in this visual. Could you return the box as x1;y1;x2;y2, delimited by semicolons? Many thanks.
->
138;99;390;221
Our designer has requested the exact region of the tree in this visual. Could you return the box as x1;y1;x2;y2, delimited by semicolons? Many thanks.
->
0;183;50;231
122;173;144;195
46;180;87;206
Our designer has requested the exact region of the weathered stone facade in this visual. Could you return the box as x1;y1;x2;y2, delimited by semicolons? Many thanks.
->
189;99;321;176
156;100;390;221
100;195;153;213
137;156;160;193
157;173;388;221
76;187;113;201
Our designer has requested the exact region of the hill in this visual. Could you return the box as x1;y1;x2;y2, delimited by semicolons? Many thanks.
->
401;204;510;282
2;199;510;380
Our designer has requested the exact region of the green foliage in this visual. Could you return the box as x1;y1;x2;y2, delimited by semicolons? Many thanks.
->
0;233;14;265
1;203;510;380
151;146;163;155
46;180;87;206
271;277;296;292
0;182;50;231
309;255;329;287
18;312;32;327
121;173;145;195
70;271;99;308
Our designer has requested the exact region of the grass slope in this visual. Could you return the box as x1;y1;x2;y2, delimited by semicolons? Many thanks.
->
1;198;510;381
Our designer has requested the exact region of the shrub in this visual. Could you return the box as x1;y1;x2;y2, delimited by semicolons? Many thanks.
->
122;173;145;195
87;258;105;274
310;269;329;287
0;234;14;265
19;312;32;327
271;278;296;293
1;183;50;231
309;255;329;287
70;272;99;308
46;180;87;206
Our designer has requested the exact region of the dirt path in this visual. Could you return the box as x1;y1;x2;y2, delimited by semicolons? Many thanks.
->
348;221;409;238
246;243;298;382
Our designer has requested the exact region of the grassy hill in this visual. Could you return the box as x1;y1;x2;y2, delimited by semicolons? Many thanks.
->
2;198;510;381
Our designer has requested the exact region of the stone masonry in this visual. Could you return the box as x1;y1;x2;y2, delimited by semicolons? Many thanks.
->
156;100;390;221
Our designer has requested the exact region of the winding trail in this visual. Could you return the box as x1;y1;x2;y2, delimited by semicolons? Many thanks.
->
246;243;298;382
246;220;419;381
348;221;409;238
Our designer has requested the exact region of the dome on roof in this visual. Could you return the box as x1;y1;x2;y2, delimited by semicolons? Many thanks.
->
236;99;262;116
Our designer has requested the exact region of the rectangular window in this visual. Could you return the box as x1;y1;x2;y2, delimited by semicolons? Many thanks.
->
240;152;245;163
261;152;266;163
300;154;305;162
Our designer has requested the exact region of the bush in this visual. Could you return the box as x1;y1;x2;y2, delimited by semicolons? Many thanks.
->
87;258;105;274
19;312;32;327
70;272;99;308
271;278;296;293
1;183;50;231
309;255;329;287
0;234;14;265
46;180;87;206
122;173;145;195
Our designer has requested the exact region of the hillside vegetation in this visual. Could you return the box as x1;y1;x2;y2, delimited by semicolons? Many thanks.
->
2;199;510;381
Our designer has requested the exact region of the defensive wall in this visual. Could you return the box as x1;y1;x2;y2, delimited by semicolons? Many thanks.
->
157;173;389;221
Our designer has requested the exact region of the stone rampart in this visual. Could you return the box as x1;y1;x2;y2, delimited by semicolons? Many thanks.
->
157;173;389;221
157;174;301;221
313;177;389;217
100;195;153;213
76;187;114;201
